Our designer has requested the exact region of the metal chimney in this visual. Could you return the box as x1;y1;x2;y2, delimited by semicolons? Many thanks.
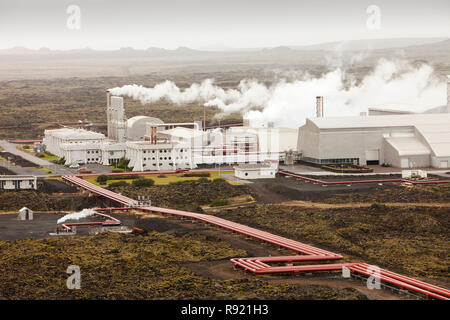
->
106;90;111;138
316;96;324;118
106;90;111;109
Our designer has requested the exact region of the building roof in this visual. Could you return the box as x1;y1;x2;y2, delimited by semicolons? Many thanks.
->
126;141;185;149
384;136;431;156
159;127;205;139
60;143;103;150
46;128;105;140
100;142;126;151
416;124;450;157
0;175;36;180
235;161;277;170
308;113;450;130
235;164;273;170
126;116;163;128
368;107;414;115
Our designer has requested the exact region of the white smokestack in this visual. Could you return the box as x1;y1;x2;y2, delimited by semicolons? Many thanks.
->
316;96;323;117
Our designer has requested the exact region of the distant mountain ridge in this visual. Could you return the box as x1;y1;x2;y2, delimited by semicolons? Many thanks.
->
1;37;447;56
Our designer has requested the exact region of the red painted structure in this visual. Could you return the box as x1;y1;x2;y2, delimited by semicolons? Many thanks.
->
62;174;450;300
60;211;121;232
278;170;450;185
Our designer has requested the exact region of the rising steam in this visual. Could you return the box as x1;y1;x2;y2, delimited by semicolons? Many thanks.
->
109;59;446;128
57;208;96;224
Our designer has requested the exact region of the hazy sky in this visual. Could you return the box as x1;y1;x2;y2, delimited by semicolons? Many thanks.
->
0;0;448;50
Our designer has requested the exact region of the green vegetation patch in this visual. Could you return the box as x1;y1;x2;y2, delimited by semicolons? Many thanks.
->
85;171;234;187
0;232;365;300
323;184;450;204
214;204;450;281
210;198;230;207
132;178;155;187
110;179;253;212
181;172;210;178
0;190;95;211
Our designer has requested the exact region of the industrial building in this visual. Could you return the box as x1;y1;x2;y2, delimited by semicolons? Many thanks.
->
43;93;293;171
44;127;106;165
43;76;450;171
298;77;450;169
234;161;278;179
0;175;37;190
298;113;450;168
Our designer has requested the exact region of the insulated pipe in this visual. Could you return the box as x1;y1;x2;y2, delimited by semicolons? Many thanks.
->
347;264;449;300
255;255;342;263
60;211;121;232
357;263;450;298
278;170;450;186
254;263;347;274
62;174;450;300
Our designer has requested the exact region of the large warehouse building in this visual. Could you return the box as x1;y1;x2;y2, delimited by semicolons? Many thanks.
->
298;77;450;169
298;113;450;168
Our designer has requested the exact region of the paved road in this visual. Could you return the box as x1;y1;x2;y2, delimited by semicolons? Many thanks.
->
0;158;43;176
0;140;114;176
0;140;74;175
0;140;53;166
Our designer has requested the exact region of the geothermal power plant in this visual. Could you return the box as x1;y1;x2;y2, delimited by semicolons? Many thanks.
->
3;71;449;302
43;77;450;170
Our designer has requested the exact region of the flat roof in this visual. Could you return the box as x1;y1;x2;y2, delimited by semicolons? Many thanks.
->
416;124;450;157
126;141;186;149
308;113;450;130
159;127;205;139
0;175;36;180
45;128;105;140
384;136;431;156
235;163;274;170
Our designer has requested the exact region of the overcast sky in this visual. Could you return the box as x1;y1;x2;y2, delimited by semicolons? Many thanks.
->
0;0;449;50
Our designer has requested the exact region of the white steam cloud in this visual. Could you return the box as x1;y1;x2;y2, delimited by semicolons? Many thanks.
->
57;208;96;224
109;59;446;128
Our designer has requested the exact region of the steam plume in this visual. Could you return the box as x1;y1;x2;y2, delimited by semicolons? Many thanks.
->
109;59;446;128
57;208;96;224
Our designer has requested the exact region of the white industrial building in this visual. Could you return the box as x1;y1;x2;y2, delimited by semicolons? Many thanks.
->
298;113;450;168
234;161;278;179
43;92;292;171
126;141;194;171
298;77;450;169
43;76;450;171
0;175;37;190
43;127;105;165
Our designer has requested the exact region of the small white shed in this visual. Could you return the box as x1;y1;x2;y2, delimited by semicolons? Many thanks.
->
18;207;33;220
402;170;427;179
234;162;278;180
